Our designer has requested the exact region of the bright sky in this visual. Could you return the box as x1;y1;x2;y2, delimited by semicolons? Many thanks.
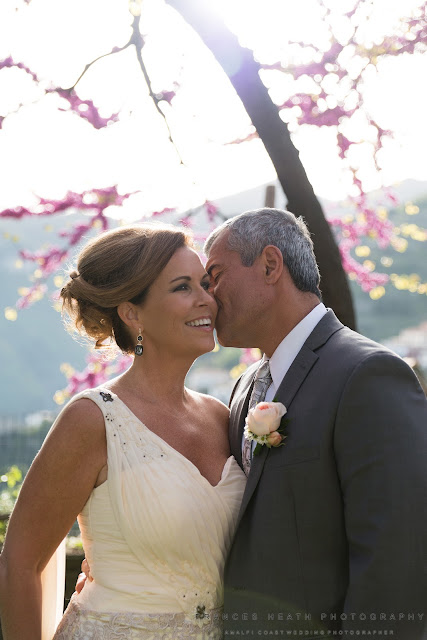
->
0;0;426;217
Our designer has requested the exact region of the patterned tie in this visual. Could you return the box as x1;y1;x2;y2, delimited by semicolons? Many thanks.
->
242;359;272;476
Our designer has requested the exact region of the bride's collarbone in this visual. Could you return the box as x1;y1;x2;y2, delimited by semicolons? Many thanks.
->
128;397;217;438
142;412;229;474
110;388;229;460
145;413;222;449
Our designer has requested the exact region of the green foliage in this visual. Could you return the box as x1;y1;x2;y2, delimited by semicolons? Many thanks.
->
1;464;22;489
0;462;83;550
0;465;24;545
66;535;83;553
0;422;52;547
350;197;427;342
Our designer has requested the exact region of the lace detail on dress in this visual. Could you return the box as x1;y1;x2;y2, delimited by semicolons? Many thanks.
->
53;599;223;640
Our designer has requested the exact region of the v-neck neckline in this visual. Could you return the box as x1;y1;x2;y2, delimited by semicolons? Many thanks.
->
102;388;234;489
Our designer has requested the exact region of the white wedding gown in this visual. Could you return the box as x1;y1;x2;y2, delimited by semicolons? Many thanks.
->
52;387;246;639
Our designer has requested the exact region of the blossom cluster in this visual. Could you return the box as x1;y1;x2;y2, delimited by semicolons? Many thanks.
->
54;88;119;129
0;186;135;309
0;57;118;130
257;0;425;290
55;353;132;405
0;56;39;82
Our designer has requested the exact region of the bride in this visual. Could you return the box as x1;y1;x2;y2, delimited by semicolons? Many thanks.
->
0;223;246;639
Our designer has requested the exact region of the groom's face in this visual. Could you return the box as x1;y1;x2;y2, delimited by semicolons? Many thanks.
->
206;231;266;348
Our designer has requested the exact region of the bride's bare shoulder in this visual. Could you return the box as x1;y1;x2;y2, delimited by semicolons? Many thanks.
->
53;395;105;439
189;389;230;423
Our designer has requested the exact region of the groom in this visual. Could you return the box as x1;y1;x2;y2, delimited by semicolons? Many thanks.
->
204;208;427;639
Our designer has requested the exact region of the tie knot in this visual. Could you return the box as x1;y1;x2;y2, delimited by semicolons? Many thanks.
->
255;359;271;382
248;359;272;411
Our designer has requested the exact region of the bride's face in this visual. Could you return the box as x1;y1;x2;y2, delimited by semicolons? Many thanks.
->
138;246;217;358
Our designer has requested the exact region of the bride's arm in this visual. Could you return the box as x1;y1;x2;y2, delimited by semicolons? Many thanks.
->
0;398;106;640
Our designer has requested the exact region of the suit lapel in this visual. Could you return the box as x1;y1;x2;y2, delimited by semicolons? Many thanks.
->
236;310;344;524
237;346;319;523
274;346;319;407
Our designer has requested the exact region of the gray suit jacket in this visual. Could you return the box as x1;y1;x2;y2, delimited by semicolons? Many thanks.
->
224;310;427;639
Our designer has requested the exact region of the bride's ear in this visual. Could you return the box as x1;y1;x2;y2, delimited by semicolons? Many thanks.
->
117;302;143;332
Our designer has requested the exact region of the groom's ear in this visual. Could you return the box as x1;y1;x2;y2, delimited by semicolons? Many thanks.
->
262;245;283;284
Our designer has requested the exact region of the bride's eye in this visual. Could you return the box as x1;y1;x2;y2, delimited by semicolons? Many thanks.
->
173;283;190;292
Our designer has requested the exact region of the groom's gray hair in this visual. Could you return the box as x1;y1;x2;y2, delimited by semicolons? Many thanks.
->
204;208;321;298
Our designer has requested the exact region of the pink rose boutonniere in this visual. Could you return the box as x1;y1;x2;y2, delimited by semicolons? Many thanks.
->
244;401;288;455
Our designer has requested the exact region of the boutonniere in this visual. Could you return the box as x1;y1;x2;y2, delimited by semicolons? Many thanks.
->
244;401;288;455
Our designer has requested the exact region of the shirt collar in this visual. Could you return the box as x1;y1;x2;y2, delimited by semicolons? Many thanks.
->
266;303;327;392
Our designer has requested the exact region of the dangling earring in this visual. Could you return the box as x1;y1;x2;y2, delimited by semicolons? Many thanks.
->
135;329;143;356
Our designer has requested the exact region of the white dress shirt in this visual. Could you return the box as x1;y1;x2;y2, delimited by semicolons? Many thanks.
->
242;303;327;453
264;303;327;402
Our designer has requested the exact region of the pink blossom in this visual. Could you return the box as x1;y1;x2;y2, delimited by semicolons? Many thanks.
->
152;207;176;217
179;216;192;227
339;246;389;292
156;90;176;105
64;353;131;396
58;222;94;246
324;42;344;64
226;131;259;145
54;88;119;129
19;246;68;277
280;95;351;127
0;56;39;82
384;189;400;205
204;201;219;222
291;61;329;80
306;105;350;127
58;213;109;246
240;348;260;365
3;187;133;308
0;186;132;220
337;132;352;159
16;283;48;310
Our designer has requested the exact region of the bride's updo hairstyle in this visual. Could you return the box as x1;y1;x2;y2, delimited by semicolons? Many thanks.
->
61;224;193;354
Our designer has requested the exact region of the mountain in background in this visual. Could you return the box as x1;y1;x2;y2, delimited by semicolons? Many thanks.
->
0;179;426;415
213;178;427;217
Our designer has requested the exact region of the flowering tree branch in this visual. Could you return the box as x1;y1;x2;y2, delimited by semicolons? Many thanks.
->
256;0;427;293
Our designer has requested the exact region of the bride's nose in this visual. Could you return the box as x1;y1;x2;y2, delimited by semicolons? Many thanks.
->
196;285;217;308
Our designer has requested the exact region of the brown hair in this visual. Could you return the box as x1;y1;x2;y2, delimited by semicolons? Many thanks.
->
60;223;193;353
